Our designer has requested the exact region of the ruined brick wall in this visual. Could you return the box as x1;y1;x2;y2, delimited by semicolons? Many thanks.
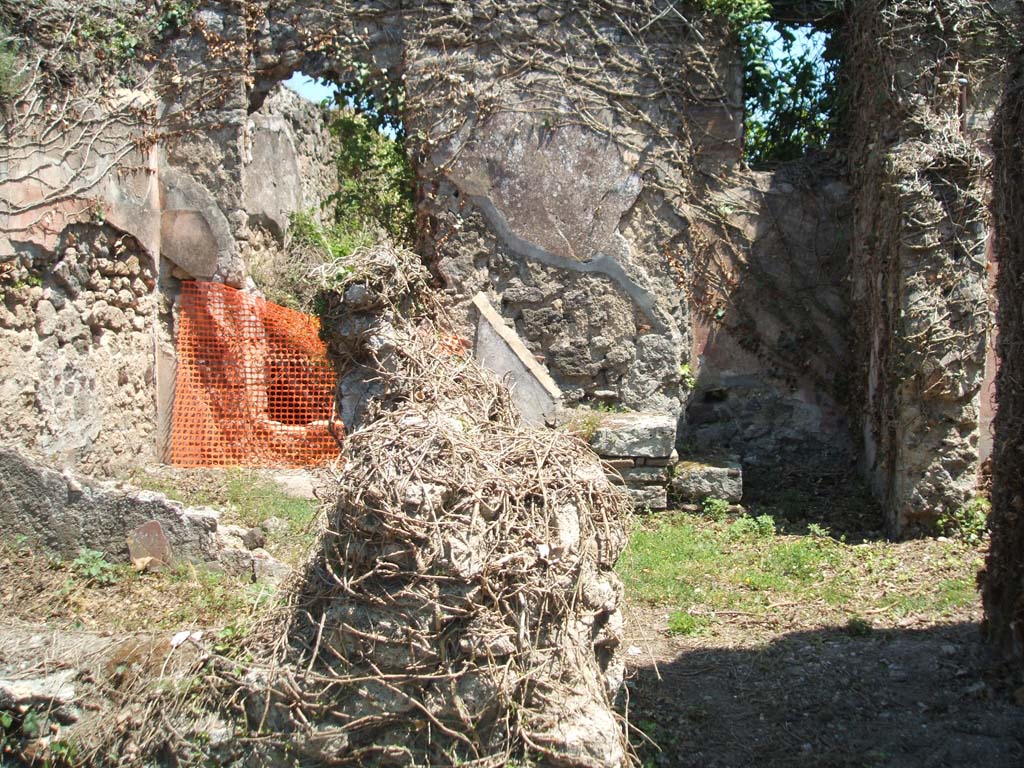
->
0;225;159;476
983;47;1024;660
844;0;1009;533
0;0;344;476
5;0;1012;513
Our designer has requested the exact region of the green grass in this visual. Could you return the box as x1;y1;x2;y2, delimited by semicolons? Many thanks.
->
131;468;320;565
667;610;710;636
1;537;274;632
618;512;981;633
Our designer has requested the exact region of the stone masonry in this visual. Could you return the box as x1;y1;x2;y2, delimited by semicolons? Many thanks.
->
0;225;159;477
0;0;1015;537
583;411;743;510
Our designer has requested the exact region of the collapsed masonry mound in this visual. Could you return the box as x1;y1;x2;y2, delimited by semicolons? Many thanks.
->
80;244;632;767
277;326;631;766
264;244;632;765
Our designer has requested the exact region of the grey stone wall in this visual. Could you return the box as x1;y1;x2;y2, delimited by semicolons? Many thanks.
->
0;225;158;477
684;163;854;471
401;2;742;417
160;82;340;290
844;0;1009;533
2;0;1011;534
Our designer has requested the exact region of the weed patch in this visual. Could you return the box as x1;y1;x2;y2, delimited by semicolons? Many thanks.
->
1;540;275;633
937;496;990;545
130;467;320;566
667;610;710;636
619;512;982;635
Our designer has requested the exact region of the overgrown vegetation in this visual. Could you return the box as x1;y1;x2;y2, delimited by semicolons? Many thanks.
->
938;496;990;546
72;548;118;586
256;84;415;312
0;23;22;102
0;539;272;632
701;496;732;520
705;0;839;166
130;467;321;565
330;108;415;244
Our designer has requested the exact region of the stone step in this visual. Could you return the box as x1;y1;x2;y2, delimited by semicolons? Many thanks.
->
671;457;743;503
587;411;676;459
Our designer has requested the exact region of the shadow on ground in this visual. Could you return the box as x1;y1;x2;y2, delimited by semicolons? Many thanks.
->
626;621;1024;768
741;465;887;542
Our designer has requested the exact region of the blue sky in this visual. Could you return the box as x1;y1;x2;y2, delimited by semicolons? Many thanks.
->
284;72;335;103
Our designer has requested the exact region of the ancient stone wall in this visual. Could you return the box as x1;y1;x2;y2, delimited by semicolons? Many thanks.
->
154;0;863;484
400;2;743;417
983;46;1024;661
1;0;341;477
0;225;158;476
843;0;1010;533
3;0;1014;531
684;162;854;471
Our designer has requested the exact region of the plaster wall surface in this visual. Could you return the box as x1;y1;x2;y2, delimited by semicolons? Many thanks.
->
983;44;1024;659
684;165;854;470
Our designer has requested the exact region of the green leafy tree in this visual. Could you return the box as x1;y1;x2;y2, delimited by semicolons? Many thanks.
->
329;109;415;246
704;0;838;166
743;21;838;166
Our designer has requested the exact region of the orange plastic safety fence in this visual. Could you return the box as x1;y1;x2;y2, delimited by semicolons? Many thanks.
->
169;281;340;468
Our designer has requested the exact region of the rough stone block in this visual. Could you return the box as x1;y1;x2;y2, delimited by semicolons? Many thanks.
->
671;457;743;503
602;458;636;472
589;412;676;458
621;466;669;485
127;520;173;570
627;485;668;511
638;450;679;467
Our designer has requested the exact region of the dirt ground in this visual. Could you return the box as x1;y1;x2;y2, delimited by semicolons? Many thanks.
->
3;465;1023;767
623;592;1024;768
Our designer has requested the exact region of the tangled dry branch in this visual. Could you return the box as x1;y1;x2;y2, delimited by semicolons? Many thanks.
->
75;243;634;767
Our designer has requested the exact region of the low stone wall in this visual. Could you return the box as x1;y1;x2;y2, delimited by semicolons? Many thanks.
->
0;447;288;580
0;225;158;477
590;412;678;510
584;411;744;510
0;447;216;564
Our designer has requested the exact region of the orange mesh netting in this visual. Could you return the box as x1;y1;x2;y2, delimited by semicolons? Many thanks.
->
169;281;340;468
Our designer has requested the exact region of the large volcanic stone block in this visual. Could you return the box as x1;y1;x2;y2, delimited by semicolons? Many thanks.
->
671;458;743;503
589;412;677;458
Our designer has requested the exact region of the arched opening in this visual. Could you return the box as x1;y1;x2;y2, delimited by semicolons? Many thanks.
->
246;67;415;313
